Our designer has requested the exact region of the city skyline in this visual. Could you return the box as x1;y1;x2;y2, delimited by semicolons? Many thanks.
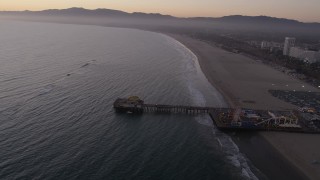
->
1;0;320;22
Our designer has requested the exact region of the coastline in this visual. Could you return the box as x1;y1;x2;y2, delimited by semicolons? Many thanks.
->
2;17;319;179
166;33;320;180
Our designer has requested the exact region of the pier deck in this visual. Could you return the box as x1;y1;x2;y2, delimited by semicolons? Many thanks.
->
113;97;320;134
142;104;223;114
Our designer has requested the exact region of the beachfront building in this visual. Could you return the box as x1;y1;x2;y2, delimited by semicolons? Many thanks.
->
261;41;271;49
283;37;296;55
261;41;282;52
247;40;261;47
261;41;282;49
289;47;320;63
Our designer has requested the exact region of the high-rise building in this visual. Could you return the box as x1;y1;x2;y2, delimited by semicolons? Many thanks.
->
283;37;296;55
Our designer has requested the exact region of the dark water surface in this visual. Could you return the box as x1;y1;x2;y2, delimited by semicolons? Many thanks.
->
0;21;258;180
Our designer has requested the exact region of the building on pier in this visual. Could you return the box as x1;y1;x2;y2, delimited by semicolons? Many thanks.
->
113;96;144;113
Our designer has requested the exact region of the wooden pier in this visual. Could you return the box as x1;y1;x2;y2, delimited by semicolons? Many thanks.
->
113;96;223;114
142;104;222;114
113;97;320;133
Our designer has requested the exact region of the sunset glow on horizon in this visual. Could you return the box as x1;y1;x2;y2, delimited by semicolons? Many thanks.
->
1;0;320;22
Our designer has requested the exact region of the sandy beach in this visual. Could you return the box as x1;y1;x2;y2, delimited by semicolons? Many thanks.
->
168;34;320;180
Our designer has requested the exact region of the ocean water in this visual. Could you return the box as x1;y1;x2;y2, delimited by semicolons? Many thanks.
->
0;21;258;180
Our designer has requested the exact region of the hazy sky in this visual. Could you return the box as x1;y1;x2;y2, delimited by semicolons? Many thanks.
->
1;0;319;22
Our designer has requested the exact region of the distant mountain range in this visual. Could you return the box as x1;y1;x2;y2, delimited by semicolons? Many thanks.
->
0;7;175;19
1;7;319;25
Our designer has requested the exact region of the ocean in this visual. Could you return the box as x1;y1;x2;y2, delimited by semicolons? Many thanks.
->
0;21;259;180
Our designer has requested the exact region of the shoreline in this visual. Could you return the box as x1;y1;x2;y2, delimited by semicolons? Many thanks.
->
166;33;320;180
2;18;319;179
166;34;238;109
